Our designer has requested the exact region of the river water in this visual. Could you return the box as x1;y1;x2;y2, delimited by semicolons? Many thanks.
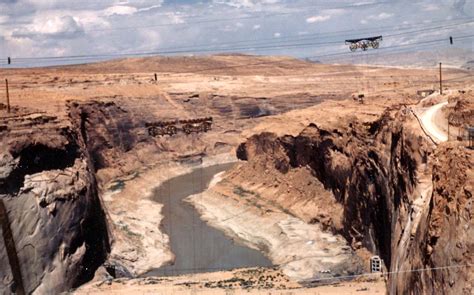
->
147;163;272;277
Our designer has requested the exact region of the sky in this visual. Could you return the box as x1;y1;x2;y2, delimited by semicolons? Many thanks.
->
0;0;473;67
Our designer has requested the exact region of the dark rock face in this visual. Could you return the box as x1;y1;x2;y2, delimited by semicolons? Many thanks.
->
0;111;110;294
67;101;146;170
236;109;472;294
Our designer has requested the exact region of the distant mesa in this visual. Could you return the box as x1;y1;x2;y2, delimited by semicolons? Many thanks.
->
461;60;474;70
303;58;321;64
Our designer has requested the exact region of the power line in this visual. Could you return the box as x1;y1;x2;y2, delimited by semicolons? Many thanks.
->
385;20;474;38
214;17;473;48
303;263;473;283
63;17;469;58
307;34;474;60
0;40;463;69
7;18;473;63
2;36;472;77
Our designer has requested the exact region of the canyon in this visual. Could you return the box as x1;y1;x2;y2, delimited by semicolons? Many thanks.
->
0;55;472;294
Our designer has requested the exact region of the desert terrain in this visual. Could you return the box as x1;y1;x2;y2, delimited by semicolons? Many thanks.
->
0;55;472;294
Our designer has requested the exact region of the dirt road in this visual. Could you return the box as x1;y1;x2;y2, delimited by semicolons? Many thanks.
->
420;101;448;143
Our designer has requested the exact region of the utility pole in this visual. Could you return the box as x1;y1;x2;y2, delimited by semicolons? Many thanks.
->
439;63;443;95
5;79;10;113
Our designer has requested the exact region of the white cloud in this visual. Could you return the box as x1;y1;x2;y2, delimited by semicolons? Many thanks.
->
138;4;163;12
166;12;185;24
213;0;280;9
1;0;472;65
74;11;110;31
368;12;393;20
0;15;9;24
13;15;84;39
213;0;256;9
321;8;346;17
306;15;331;23
353;1;375;6
423;4;439;11
221;24;238;32
136;28;161;49
103;5;138;16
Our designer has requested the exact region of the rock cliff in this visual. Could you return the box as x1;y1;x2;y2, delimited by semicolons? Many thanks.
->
0;108;110;294
234;107;472;293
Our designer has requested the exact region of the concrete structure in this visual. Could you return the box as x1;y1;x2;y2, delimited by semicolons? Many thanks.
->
417;89;435;98
370;256;382;273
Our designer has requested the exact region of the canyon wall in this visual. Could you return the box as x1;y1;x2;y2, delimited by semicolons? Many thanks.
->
0;110;110;294
235;107;472;294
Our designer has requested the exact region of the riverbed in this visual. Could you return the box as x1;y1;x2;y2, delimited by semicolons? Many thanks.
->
147;163;272;277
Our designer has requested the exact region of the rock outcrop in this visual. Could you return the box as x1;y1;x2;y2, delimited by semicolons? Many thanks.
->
67;101;145;170
0;109;110;294
400;144;473;294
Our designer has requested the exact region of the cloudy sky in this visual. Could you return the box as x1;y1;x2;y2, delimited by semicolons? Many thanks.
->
0;0;473;66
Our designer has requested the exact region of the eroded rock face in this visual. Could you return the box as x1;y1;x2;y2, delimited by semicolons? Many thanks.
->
235;108;472;293
0;110;110;294
402;144;473;294
67;101;144;170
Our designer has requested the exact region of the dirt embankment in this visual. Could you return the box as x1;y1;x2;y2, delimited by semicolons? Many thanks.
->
446;90;474;129
231;106;472;293
0;107;110;294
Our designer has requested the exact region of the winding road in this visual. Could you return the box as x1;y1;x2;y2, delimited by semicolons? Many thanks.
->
419;101;448;144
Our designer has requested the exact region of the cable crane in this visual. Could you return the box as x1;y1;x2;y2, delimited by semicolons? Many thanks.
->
345;36;383;52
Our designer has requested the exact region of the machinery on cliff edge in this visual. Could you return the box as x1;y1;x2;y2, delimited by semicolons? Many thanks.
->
146;117;213;137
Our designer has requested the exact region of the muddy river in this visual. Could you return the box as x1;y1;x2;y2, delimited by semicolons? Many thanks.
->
147;163;272;277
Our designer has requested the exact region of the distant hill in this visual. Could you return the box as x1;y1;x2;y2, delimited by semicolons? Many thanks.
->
303;58;321;64
462;60;474;70
3;54;362;75
317;48;474;69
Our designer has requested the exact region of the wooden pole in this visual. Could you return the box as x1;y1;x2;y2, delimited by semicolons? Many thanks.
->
439;63;443;95
5;79;10;113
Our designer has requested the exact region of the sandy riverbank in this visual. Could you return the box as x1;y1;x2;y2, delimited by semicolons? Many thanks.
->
186;171;363;283
101;153;237;276
74;266;385;294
